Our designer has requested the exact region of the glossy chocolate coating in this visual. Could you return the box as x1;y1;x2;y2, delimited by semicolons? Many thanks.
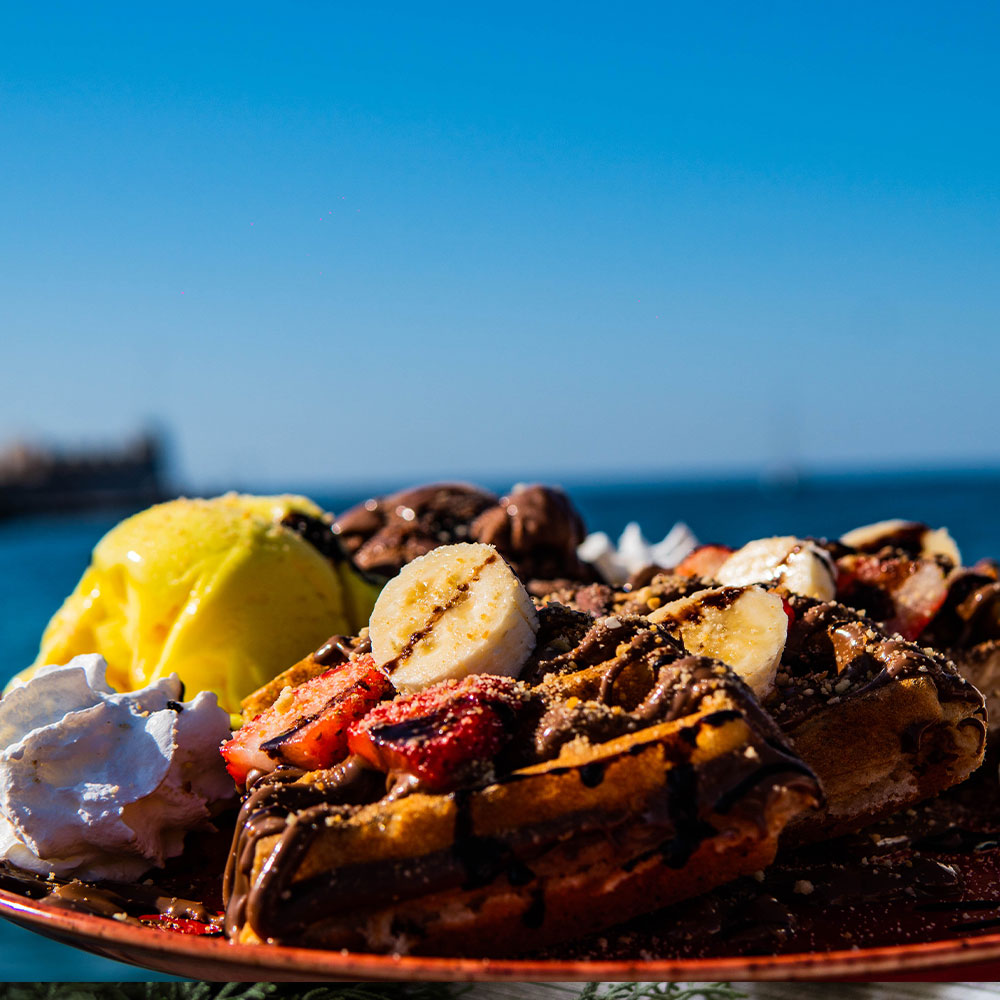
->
333;482;595;584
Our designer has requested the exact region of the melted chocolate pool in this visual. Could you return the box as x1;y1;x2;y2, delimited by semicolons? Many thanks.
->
0;822;232;936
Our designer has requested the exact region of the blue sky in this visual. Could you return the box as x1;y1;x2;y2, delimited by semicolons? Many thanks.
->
2;3;998;491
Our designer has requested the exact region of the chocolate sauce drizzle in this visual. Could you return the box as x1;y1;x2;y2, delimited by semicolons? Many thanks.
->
769;595;986;734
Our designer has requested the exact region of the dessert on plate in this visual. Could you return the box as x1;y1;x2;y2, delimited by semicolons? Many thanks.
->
0;481;994;963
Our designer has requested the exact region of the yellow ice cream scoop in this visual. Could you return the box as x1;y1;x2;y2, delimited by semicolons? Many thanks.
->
12;493;382;715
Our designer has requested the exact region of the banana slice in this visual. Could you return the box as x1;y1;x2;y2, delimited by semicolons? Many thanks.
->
369;542;539;693
840;519;962;568
715;536;836;601
648;585;787;697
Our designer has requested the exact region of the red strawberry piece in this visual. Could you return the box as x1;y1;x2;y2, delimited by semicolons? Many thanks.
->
838;554;948;641
347;674;525;792
220;654;393;785
674;544;734;580
780;596;796;625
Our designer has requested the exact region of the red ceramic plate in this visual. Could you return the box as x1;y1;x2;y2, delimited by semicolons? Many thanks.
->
4;886;1000;982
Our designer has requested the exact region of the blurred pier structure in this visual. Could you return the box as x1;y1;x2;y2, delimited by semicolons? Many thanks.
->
0;432;168;519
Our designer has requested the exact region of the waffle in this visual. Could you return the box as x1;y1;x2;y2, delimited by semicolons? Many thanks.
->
550;573;987;839
771;594;986;838
809;523;1000;737
845;547;1000;737
223;613;820;955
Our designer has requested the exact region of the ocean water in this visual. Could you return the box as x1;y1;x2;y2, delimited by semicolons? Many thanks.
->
2;471;1000;979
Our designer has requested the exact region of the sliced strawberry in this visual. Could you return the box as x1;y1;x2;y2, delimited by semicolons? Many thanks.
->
780;595;796;626
220;654;393;785
674;544;734;580
346;674;525;792
837;554;948;641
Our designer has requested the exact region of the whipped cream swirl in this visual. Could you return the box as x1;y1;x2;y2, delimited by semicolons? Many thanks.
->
0;654;233;881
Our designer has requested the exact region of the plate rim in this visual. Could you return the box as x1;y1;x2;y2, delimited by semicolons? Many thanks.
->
5;885;1000;981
